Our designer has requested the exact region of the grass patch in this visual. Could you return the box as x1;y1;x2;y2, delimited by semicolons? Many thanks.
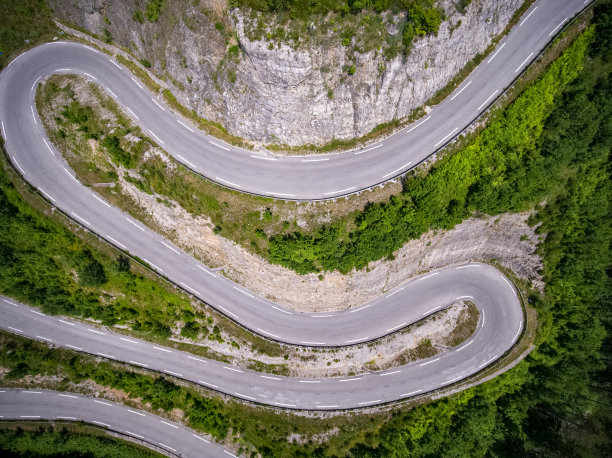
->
0;0;56;71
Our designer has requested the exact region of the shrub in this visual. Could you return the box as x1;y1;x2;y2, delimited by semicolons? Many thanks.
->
180;321;200;339
102;28;112;44
101;135;135;168
145;0;165;22
78;255;108;287
132;10;144;23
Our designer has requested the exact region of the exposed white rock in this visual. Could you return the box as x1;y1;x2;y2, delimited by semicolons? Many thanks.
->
49;0;522;145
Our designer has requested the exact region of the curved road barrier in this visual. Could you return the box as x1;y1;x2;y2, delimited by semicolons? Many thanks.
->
0;389;229;457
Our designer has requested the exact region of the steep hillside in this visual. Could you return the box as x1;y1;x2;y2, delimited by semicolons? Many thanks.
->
48;0;522;146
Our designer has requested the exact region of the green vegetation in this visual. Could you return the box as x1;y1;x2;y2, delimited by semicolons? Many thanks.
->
427;0;538;106
443;301;479;348
132;10;144;24
0;7;609;454
267;25;596;274
0;330;391;456
0;423;162;457
263;0;541;154
0;150;193;337
145;0;165;22
160;89;250;148
37;75;370;260
0;0;55;70
346;5;611;454
236;0;443;58
115;55;162;93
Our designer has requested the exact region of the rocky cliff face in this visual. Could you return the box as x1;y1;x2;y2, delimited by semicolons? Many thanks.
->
48;0;522;146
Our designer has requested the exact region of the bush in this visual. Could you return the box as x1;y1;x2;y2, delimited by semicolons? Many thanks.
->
102;28;112;44
116;254;130;272
145;0;165;22
78;254;108;287
132;10;144;23
101;135;135;168
180;321;200;339
61;101;101;139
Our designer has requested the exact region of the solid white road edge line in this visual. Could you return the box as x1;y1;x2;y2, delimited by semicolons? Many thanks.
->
176;119;194;132
434;127;458;148
450;80;472;100
215;176;241;187
487;43;506;63
382;162;412;179
514;52;534;73
476;90;499;111
177;154;197;168
405;115;431;134
209;140;229;151
520;6;538;26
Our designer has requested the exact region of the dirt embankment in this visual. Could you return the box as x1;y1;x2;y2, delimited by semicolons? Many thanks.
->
218;212;542;313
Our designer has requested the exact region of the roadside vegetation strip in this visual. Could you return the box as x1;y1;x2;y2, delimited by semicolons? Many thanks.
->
48;0;580;160
0;421;163;458
33;5;595;287
33;73;401;265
0;147;293;368
266;0;541;155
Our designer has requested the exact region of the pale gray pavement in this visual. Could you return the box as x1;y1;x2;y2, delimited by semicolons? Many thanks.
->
0;0;589;199
0;389;228;457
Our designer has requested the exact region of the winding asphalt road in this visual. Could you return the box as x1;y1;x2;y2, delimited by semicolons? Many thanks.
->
0;0;588;200
0;389;228;457
0;0;587;418
0;0;585;348
0;261;523;410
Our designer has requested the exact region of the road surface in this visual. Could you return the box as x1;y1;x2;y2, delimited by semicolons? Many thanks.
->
0;262;523;410
0;388;228;458
0;0;588;199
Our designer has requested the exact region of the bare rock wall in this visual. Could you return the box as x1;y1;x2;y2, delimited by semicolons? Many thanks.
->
48;0;522;145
